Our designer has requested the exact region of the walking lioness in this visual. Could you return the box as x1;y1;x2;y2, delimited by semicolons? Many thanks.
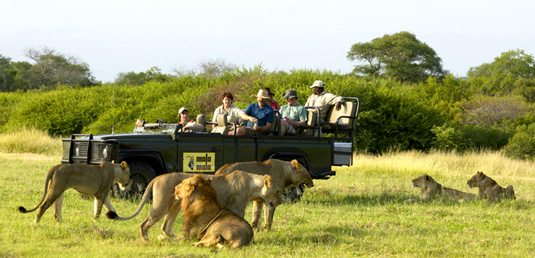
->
467;171;516;202
18;161;130;223
215;159;314;231
410;174;476;202
107;170;282;242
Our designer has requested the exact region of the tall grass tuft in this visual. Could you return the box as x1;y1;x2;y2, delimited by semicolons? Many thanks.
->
0;128;62;156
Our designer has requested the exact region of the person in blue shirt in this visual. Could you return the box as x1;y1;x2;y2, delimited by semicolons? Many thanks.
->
233;89;274;136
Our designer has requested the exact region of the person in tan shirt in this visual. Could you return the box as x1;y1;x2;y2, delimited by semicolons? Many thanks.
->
304;80;343;122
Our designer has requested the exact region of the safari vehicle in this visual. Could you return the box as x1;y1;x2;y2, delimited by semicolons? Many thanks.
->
61;97;360;196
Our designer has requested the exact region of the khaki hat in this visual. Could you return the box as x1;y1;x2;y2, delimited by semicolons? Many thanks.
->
310;80;325;88
178;107;188;115
282;89;299;99
254;89;271;99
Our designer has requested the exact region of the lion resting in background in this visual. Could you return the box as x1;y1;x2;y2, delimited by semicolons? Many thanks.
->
467;171;516;202
175;176;254;249
409;174;476;202
107;170;282;242
19;161;130;223
215;159;314;231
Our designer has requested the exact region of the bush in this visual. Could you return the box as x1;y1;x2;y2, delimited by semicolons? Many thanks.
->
504;124;535;160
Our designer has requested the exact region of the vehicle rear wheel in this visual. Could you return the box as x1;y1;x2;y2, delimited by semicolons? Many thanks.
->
112;162;156;201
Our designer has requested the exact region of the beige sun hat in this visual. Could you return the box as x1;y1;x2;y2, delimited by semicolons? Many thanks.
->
254;89;271;99
178;107;188;115
310;80;325;88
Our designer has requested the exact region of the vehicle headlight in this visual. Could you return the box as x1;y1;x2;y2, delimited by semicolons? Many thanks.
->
102;146;109;160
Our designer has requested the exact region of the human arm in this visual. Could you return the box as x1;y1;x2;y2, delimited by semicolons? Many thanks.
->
184;121;205;132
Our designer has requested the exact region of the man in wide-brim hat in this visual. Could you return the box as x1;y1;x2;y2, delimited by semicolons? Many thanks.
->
232;89;275;136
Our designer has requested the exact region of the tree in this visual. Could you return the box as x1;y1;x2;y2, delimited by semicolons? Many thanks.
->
24;47;95;89
114;66;173;85
467;49;535;95
347;31;446;83
0;54;16;92
198;59;235;77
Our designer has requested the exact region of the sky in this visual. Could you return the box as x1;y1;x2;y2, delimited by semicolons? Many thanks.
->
1;0;534;83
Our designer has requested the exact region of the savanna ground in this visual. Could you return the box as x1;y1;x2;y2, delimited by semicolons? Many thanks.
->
1;149;535;258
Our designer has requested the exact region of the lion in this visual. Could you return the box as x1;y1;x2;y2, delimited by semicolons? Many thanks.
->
107;170;282;242
215;159;314;231
409;174;476;202
175;176;254;249
467;171;516;203
18;161;130;223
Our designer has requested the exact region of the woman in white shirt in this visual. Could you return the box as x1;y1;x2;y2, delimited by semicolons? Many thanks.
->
212;92;244;125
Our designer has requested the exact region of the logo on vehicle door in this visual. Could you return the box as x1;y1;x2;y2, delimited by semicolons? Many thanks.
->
183;152;215;172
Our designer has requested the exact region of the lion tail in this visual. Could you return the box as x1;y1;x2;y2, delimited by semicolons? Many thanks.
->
18;165;58;213
106;177;155;221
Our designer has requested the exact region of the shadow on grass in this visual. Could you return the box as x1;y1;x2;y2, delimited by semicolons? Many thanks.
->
303;191;416;206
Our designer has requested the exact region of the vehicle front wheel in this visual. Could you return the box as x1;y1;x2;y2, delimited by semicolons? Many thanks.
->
112;162;156;201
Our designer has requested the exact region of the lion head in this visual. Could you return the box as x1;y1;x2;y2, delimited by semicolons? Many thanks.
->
261;174;283;208
411;174;437;189
290;159;314;189
467;171;486;188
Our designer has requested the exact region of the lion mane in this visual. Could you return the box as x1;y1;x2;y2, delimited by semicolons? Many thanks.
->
175;175;254;249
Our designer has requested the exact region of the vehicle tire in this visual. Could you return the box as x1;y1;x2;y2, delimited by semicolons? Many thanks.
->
280;158;309;203
112;162;156;201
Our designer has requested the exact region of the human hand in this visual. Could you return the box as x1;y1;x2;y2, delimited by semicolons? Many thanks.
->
335;101;342;111
250;117;258;124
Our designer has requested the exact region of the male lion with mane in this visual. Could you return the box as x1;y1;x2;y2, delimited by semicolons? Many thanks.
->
175;176;254;249
467;171;516;203
215;159;314;231
409;174;476;202
107;170;282;242
19;161;130;223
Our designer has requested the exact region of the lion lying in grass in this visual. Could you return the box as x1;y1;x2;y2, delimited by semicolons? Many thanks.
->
215;159;314;231
19;161;130;223
107;170;282;242
467;171;516;203
175;176;254;249
408;174;476;202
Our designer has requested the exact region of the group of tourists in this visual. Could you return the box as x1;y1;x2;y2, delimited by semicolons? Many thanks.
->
177;80;344;136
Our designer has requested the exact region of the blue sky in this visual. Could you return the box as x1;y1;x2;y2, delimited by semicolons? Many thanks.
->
1;0;534;82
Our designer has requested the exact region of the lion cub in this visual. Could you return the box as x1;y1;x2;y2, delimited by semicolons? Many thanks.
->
467;171;515;203
19;161;130;223
409;174;476;202
175;176;254;249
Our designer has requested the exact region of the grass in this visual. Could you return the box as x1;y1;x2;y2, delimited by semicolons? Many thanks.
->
1;150;535;257
0;128;62;156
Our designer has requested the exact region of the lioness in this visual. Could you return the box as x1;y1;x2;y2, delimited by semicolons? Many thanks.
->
215;159;314;231
467;171;516;202
19;161;130;223
107;170;282;242
175;176;253;249
410;174;476;202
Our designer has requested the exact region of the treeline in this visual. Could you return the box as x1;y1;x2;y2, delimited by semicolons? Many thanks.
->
1;59;535;160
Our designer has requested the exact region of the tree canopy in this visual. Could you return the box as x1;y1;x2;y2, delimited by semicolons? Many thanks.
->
347;31;446;83
0;47;96;92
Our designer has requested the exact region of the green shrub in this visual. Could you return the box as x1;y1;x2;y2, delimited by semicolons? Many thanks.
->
504;124;535;160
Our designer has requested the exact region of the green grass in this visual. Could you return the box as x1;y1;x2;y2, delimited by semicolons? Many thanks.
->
2;150;535;257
